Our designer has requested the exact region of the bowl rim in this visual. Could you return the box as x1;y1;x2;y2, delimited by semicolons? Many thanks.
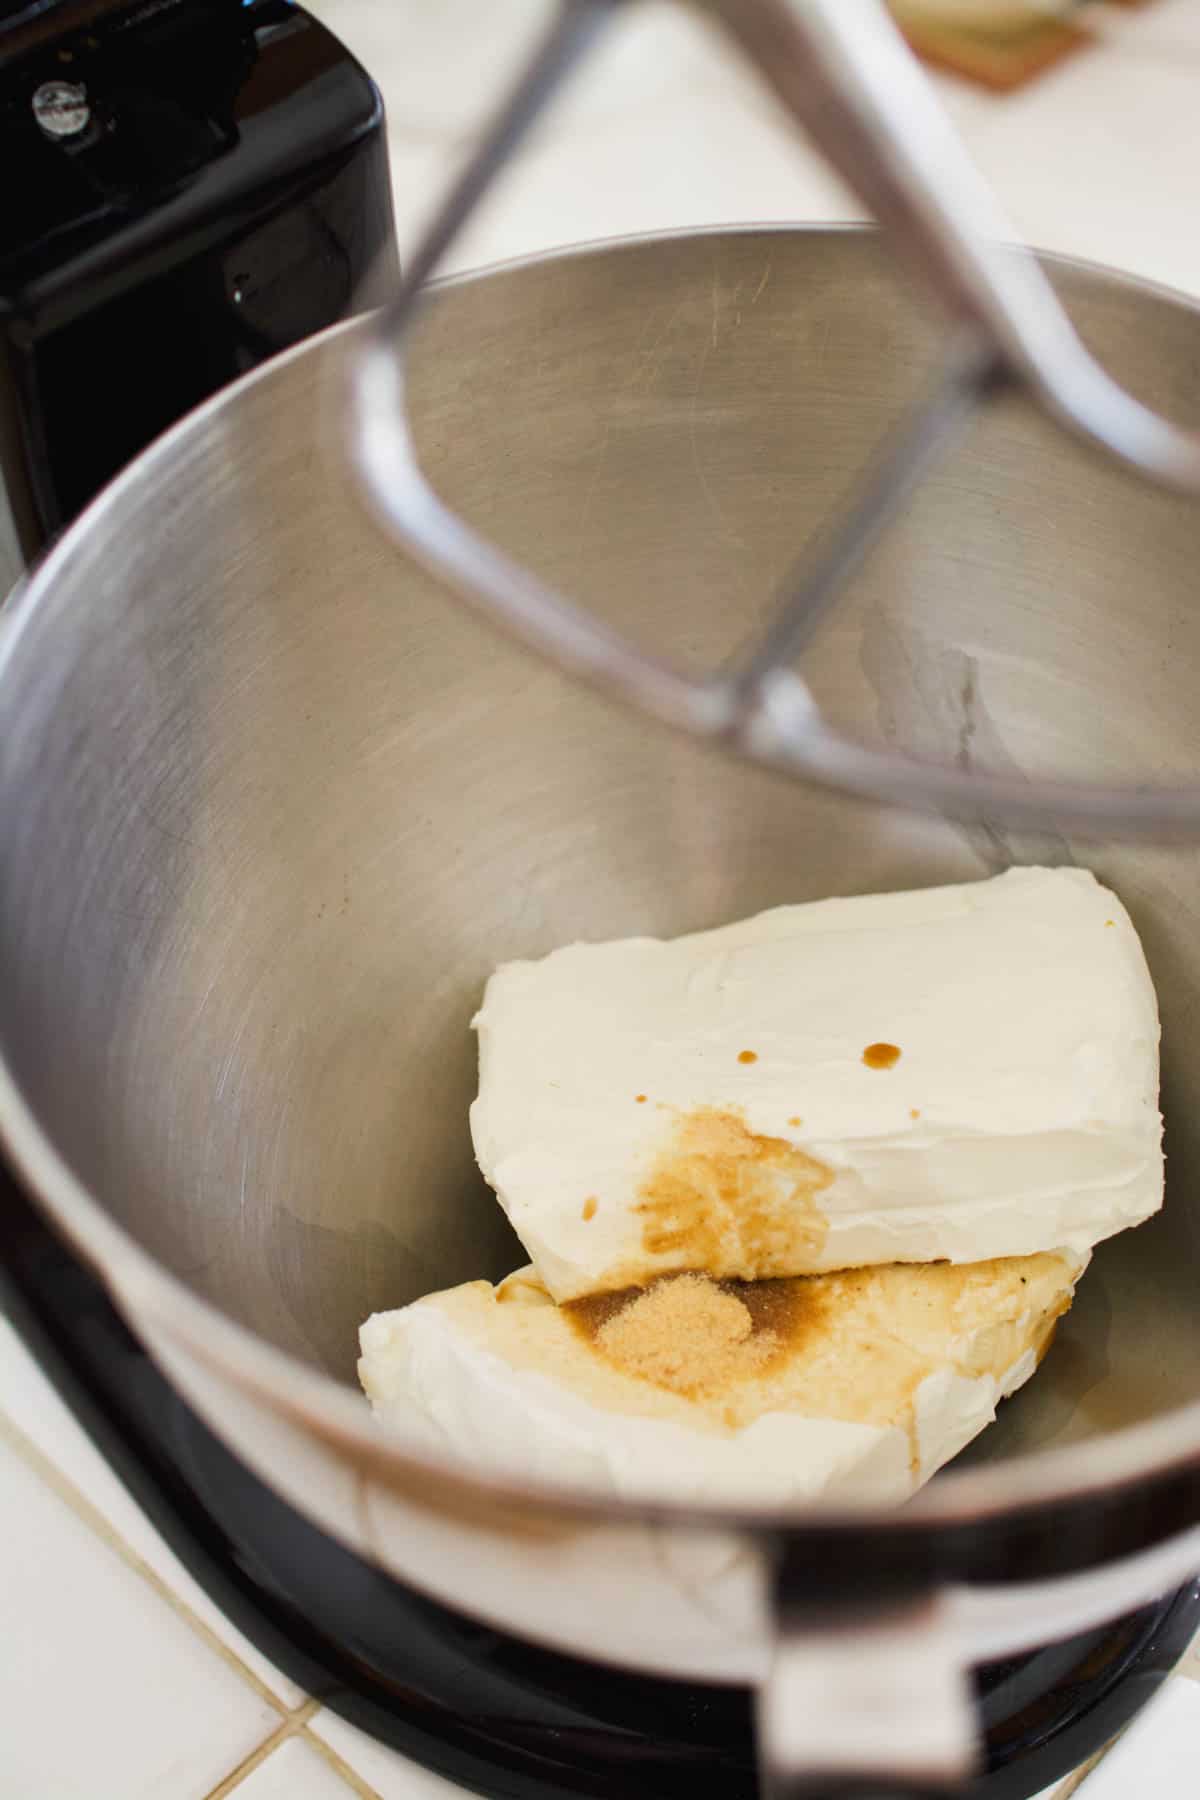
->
4;220;1200;1559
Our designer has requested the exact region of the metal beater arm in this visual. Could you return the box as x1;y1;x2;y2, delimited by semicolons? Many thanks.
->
704;0;1200;492
350;0;1200;835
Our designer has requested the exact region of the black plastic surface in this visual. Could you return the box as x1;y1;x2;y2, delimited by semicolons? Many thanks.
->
0;0;396;552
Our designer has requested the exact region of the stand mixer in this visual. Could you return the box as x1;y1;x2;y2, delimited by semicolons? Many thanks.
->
7;7;1200;1800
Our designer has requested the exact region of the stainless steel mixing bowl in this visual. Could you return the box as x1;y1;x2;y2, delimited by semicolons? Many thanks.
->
5;228;1200;1794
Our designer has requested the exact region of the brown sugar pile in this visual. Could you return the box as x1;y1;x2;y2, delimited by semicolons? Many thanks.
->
592;1272;780;1400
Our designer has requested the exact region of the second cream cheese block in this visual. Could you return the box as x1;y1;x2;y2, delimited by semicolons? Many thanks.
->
470;867;1162;1302
359;1252;1088;1506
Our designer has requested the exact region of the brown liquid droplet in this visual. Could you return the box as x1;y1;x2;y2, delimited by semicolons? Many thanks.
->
635;1094;647;1104
581;1196;598;1222
863;1042;901;1069
737;1049;758;1065
633;1107;831;1277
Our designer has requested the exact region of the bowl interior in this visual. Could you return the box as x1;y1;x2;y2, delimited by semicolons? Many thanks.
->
3;229;1200;1476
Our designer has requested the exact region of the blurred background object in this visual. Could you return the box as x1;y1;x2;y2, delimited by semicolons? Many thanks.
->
890;0;1154;89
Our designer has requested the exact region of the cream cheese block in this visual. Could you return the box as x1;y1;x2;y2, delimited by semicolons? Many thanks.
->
359;1252;1088;1505
470;867;1161;1302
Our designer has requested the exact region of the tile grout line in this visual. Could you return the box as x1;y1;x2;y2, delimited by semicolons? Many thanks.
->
302;1725;388;1800
1053;1731;1122;1797
0;1405;293;1716
199;1700;322;1800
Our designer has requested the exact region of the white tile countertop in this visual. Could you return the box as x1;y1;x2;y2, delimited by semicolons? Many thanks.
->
7;1;1200;1795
